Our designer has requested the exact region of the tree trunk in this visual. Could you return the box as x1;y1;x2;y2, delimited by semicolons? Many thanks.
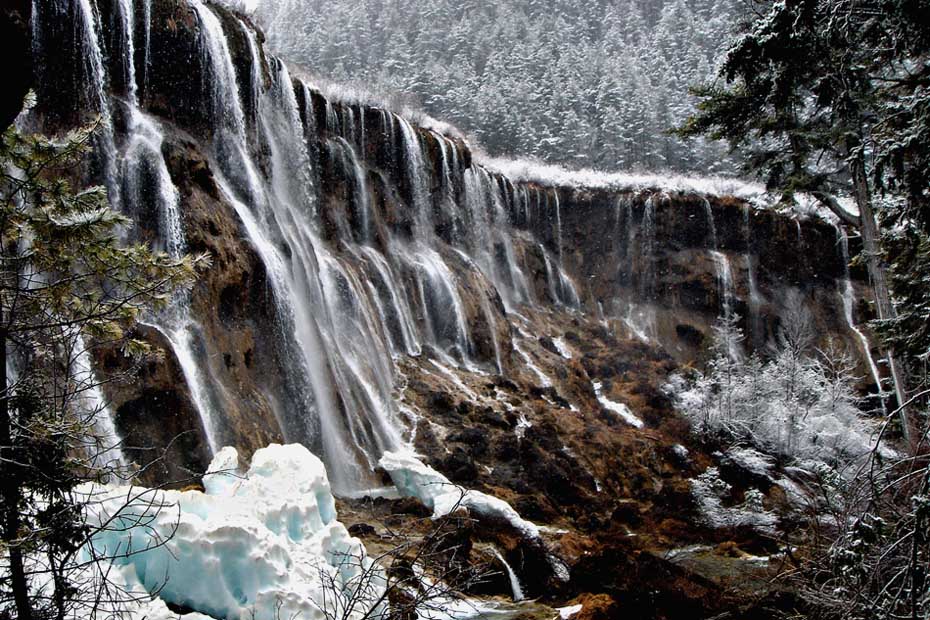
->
1;329;33;620
850;152;912;442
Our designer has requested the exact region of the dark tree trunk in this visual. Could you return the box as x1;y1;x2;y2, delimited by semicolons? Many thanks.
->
1;329;33;620
850;151;911;442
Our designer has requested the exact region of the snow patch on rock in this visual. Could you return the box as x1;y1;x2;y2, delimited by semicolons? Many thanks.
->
552;337;573;359
723;447;775;479
592;381;644;428
379;450;540;540
558;603;584;618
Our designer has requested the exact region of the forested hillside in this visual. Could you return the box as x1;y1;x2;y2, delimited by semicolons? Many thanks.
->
255;0;742;173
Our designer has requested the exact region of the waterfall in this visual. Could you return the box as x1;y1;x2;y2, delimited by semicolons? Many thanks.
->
140;0;153;98
554;189;564;263
357;247;422;357
330;137;374;243
626;195;658;339
400;245;473;360
743;205;763;346
640;196;656;298
435;134;461;242
711;251;735;317
703;197;736;323
461;168;531;310
107;0;227;455
32;0;120;207
189;2;394;490
73;336;127;470
397;117;431;235
30;0;821;500
837;228;886;409
28;0;137;461
114;0;138;104
702;197;717;248
122;109;184;256
491;549;525;602
480;292;504;374
78;0;118;208
121;107;228;453
239;18;263;127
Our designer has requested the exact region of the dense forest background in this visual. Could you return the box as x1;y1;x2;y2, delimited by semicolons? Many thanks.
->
255;0;743;173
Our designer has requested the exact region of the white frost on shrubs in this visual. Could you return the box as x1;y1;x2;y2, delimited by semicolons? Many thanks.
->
690;467;778;532
666;312;881;468
724;447;775;479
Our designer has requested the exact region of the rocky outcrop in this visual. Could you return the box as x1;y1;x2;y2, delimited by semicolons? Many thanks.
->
0;0;32;131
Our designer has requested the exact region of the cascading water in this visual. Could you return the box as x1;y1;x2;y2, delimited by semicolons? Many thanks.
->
553;190;564;264
27;0;159;462
356;247;422;357
624;195;658;340
461;167;531;310
539;244;580;308
121;107;229;454
435;133;461;241
193;8;412;490
72;337;127;470
400;245;473;360
703;197;737;325
33;0;121;208
711;250;735;319
743;205;763;346
398;117;432;235
492;549;526;602
702;197;718;249
330;137;374;243
837;228;886;410
140;0;153;98
34;0;846;506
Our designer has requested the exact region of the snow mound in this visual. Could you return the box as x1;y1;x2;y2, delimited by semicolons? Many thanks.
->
379;450;540;540
82;444;382;620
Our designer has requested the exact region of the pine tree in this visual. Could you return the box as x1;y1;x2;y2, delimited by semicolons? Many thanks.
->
677;0;930;440
0;111;206;619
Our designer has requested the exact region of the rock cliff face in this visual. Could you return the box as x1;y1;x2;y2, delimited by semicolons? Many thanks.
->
9;0;881;615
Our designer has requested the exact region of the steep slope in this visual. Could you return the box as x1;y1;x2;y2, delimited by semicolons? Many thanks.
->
10;0;886;616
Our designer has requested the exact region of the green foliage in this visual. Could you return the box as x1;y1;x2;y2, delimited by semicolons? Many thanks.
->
678;0;929;203
1;120;203;344
0;112;207;619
